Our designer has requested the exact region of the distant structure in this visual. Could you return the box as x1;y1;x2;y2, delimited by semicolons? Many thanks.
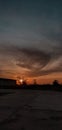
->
33;79;37;85
0;78;16;88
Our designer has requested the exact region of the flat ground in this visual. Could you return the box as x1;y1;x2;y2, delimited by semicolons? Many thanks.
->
0;89;62;130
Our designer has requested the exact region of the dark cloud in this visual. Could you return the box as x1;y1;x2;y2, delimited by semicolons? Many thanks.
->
11;45;62;77
16;47;51;69
0;44;62;78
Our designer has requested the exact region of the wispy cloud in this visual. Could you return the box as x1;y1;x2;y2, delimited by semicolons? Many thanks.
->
0;44;62;78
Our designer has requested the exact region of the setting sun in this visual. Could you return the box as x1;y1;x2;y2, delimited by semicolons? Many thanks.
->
19;79;24;84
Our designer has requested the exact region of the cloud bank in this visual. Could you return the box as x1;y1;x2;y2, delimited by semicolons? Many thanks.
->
0;44;62;78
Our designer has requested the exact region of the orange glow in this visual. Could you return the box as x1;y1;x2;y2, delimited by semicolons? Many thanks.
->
19;79;23;84
0;72;62;85
16;78;23;85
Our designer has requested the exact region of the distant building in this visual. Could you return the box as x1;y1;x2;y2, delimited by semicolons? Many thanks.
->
0;78;16;88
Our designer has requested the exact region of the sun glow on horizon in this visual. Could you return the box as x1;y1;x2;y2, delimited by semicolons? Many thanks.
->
19;79;24;84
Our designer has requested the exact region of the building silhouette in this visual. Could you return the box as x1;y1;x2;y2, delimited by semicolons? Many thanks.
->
0;78;16;88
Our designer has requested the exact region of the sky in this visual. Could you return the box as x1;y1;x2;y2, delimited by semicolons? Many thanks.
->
0;0;62;84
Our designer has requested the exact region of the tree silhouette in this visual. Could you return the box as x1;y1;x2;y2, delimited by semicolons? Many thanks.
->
33;79;37;85
22;80;27;86
53;80;59;86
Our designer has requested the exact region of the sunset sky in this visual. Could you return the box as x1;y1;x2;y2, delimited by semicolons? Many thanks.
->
0;0;62;84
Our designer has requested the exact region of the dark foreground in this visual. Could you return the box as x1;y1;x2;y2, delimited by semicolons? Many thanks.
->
0;89;62;130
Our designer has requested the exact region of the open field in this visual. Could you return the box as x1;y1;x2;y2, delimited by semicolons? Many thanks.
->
0;89;62;130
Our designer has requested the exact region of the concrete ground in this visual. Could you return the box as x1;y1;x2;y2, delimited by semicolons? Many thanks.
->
0;89;62;130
